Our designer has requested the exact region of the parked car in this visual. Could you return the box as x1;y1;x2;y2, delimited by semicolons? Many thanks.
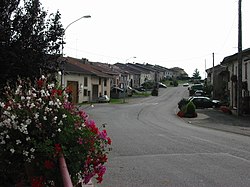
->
183;83;189;87
188;96;221;108
134;86;146;92
189;83;204;96
157;82;167;88
194;90;204;96
98;95;110;103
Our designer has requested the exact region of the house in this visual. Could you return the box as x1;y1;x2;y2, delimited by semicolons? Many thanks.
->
206;48;250;114
220;48;250;114
206;65;229;100
114;63;146;88
170;67;189;79
62;57;111;104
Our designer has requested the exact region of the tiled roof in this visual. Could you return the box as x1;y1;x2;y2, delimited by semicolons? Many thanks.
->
64;57;111;78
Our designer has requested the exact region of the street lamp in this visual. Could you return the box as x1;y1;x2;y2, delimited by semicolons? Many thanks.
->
60;15;91;87
123;56;136;103
62;15;91;56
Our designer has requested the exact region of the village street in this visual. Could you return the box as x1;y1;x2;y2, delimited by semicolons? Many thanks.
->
84;86;250;187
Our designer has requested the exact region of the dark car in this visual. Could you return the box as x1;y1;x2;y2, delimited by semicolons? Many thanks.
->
194;90;204;96
188;96;220;108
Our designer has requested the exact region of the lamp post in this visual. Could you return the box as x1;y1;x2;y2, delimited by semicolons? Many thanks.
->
60;15;91;87
123;56;136;103
62;15;91;56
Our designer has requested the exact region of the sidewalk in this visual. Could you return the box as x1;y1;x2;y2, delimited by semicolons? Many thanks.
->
182;108;250;136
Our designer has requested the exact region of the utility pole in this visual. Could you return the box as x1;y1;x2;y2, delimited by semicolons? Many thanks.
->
237;0;243;116
212;52;215;99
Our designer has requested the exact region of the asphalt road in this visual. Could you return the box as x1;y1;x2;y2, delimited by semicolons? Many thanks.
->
84;86;250;187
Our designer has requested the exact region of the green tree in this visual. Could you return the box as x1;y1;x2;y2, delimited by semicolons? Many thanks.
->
192;68;201;79
0;0;64;93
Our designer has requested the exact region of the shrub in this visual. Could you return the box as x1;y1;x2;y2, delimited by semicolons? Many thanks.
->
151;88;158;96
178;98;189;110
186;101;196;115
173;80;178;87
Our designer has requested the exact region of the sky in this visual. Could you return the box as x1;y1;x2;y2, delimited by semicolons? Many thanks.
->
41;0;250;78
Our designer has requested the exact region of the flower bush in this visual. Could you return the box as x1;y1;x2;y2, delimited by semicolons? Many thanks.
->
0;76;111;186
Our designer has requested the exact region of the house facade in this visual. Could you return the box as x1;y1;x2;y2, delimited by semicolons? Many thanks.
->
221;48;250;114
207;48;250;114
62;57;111;104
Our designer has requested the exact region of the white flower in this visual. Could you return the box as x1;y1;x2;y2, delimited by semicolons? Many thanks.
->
6;135;10;139
16;140;22;144
0;102;5;108
49;101;54;106
53;116;58;121
7;106;11;111
58;120;63;126
26;137;31;141
10;115;16;120
41;75;45;79
48;83;55;89
26;96;31;100
21;96;25;100
62;114;67;118
57;128;61;132
30;148;35;152
43;116;47;120
25;119;32;125
30;103;35;108
0;140;6;144
46;91;50;96
10;149;15;153
40;90;45;97
23;151;29;156
34;113;39;119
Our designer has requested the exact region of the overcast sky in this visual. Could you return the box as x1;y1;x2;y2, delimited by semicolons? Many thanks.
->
41;0;250;78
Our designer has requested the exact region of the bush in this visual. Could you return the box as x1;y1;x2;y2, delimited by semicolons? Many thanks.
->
151;88;158;96
177;99;197;118
141;81;154;90
186;101;196;115
178;98;189;110
184;101;197;118
173;80;178;87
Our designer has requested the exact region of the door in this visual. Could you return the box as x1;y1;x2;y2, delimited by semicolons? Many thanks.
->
67;81;78;104
92;85;98;102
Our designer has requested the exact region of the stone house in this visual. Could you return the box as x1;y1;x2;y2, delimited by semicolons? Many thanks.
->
62;57;111;104
207;48;250;114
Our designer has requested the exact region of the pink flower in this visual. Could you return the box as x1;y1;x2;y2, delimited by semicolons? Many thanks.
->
63;101;74;110
107;137;112;145
31;176;44;187
84;173;95;184
55;144;62;154
99;129;107;140
44;160;55;169
77;138;83;145
37;79;44;88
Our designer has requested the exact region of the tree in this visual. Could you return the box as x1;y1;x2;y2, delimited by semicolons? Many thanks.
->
0;0;64;94
192;68;201;79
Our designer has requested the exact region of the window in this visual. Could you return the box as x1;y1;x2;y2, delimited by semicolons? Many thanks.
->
84;77;88;87
104;91;107;95
104;78;107;87
245;63;248;79
99;78;101;85
83;89;88;96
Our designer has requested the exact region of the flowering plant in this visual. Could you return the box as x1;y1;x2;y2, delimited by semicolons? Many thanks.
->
0;76;111;186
